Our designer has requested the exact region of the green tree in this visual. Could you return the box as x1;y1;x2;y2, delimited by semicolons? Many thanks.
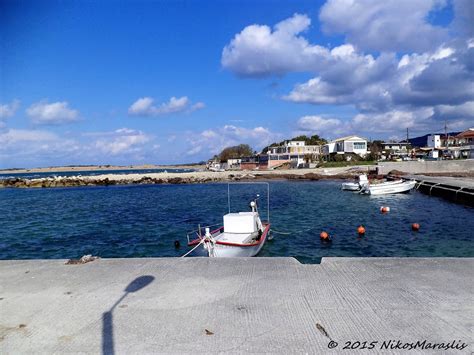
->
217;144;254;162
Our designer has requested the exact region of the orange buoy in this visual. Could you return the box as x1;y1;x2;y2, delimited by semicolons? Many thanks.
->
320;231;331;241
357;225;366;236
412;223;420;231
380;206;390;214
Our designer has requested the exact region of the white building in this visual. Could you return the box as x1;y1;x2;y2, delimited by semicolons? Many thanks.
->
323;135;368;159
226;158;241;169
267;140;320;168
382;142;410;151
427;134;442;148
381;142;410;160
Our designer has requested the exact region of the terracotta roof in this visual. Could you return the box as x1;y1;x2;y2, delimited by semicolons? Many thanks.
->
455;129;474;139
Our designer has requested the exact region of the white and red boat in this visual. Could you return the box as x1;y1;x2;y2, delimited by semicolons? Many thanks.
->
186;183;271;257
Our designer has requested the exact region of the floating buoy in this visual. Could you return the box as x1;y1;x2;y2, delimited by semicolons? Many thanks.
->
380;206;390;214
357;225;366;236
174;240;181;248
320;231;331;241
411;223;420;231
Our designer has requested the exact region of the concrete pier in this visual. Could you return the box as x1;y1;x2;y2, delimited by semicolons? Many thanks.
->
1;257;472;354
407;175;474;206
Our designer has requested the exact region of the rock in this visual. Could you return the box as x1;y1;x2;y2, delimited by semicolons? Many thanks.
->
65;254;100;265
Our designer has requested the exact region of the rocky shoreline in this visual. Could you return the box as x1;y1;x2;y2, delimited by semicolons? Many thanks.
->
0;169;362;188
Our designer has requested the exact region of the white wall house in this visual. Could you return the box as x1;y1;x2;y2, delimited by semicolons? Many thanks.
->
382;142;410;151
427;134;441;148
323;136;368;159
267;140;320;168
226;158;241;169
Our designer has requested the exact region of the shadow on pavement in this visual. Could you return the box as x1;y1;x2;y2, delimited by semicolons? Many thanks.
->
102;275;155;355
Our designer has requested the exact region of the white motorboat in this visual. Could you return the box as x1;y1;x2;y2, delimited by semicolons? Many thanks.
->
360;180;417;195
186;182;270;257
342;174;369;191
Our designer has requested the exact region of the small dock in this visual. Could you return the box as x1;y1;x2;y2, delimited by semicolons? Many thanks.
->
406;175;474;206
1;257;472;353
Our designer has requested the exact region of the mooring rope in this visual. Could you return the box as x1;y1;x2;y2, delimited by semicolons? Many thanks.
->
181;237;206;258
271;227;314;235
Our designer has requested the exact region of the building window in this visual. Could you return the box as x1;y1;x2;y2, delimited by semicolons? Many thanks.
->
353;142;366;149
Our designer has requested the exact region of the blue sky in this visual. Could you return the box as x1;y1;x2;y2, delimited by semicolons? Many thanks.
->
1;0;473;168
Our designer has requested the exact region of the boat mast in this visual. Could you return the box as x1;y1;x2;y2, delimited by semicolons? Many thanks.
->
226;182;270;223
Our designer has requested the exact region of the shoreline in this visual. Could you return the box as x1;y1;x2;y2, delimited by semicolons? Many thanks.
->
0;167;372;188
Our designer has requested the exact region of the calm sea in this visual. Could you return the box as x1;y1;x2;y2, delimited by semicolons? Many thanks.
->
0;181;472;262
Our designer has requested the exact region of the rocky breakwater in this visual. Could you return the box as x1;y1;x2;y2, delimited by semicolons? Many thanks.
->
0;169;360;188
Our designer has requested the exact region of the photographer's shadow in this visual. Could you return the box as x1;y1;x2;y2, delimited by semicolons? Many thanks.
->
102;275;155;355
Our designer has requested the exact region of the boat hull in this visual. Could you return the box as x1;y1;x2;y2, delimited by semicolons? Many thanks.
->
342;182;361;191
189;223;270;257
362;180;417;195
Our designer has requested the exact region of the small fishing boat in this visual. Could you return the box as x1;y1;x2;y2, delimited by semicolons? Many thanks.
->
186;182;271;257
360;179;416;195
342;174;369;191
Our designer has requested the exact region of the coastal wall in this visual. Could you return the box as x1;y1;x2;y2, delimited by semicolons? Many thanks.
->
377;159;474;175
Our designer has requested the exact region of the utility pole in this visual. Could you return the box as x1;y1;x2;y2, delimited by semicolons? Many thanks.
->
406;127;409;143
444;121;448;147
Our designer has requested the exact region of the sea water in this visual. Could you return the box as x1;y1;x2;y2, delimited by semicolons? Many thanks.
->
0;181;472;262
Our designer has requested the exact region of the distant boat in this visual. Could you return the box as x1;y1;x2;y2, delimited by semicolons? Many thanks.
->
342;174;369;191
186;182;270;257
360;180;416;195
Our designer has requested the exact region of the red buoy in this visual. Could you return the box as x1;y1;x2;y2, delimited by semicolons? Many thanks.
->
320;231;329;240
380;206;390;214
412;223;420;231
357;225;366;236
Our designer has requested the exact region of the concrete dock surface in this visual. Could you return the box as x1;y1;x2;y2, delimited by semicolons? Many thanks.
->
409;175;474;189
1;257;472;354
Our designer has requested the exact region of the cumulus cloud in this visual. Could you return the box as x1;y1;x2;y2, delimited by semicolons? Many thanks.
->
297;115;343;134
93;128;150;155
0;126;159;168
0;128;83;168
431;101;474;121
0;128;58;145
186;125;280;156
319;0;449;52
221;13;330;77
0;100;20;118
128;96;205;116
26;100;79;124
222;2;474;137
285;40;473;116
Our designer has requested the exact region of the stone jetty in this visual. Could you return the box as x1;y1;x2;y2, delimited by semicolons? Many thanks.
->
0;168;364;188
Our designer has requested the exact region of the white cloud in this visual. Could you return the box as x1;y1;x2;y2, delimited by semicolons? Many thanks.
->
432;101;474;120
186;125;281;157
350;108;436;134
297;115;344;134
319;0;449;52
222;5;473;137
128;96;205;116
0;100;20;118
221;13;331;77
26;100;79;124
0;128;58;145
94;128;150;155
